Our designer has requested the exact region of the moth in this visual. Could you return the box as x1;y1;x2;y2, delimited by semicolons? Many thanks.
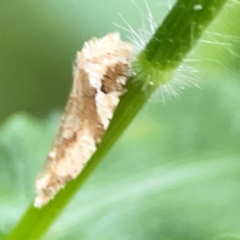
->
34;33;132;207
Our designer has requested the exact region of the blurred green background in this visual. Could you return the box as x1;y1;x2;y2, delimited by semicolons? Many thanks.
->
1;1;240;239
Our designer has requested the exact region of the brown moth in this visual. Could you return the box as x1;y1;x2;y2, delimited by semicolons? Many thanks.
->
34;33;132;208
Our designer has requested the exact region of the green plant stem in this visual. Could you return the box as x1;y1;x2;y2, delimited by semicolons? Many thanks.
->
7;80;148;240
143;0;227;69
7;0;227;239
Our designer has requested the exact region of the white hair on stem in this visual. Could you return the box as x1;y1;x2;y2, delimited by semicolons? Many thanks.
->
115;0;200;102
203;31;240;60
115;0;169;55
115;0;240;102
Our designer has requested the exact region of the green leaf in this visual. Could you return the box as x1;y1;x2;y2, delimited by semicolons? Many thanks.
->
0;113;59;234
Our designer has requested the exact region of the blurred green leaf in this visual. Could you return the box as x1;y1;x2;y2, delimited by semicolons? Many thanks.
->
0;112;59;234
